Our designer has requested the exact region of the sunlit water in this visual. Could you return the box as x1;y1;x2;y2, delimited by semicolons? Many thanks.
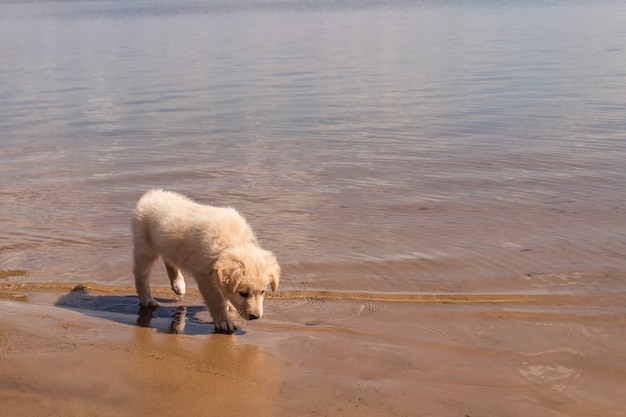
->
1;0;626;300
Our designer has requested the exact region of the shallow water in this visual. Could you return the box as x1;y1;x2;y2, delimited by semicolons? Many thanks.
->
2;0;626;297
1;3;626;413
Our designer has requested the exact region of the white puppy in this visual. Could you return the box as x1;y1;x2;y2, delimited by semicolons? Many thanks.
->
132;189;280;333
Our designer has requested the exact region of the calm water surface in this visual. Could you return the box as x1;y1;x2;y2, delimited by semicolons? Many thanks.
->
1;0;626;298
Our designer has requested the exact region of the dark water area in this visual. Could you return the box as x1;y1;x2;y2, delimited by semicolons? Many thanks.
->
1;0;626;298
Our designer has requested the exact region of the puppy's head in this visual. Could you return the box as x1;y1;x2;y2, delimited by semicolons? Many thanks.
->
214;244;280;321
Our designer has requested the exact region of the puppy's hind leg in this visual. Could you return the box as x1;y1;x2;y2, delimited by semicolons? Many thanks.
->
133;246;160;308
165;262;186;296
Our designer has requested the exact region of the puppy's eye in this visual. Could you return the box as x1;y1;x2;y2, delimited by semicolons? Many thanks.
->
261;290;266;296
239;291;250;298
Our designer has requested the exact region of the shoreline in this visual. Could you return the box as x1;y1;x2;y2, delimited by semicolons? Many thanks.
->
1;284;625;416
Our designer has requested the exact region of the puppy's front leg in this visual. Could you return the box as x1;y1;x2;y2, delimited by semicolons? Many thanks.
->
196;273;237;334
165;261;186;296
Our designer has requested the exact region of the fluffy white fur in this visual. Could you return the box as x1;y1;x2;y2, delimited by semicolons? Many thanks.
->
132;189;280;334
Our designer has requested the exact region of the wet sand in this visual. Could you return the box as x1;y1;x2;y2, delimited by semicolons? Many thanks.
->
2;283;625;417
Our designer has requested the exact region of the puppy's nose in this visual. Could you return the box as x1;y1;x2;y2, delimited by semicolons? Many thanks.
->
248;313;260;320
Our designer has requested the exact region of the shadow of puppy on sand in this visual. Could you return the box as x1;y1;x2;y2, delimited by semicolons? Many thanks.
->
55;285;245;335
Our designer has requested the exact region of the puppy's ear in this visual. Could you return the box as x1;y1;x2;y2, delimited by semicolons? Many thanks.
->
268;261;280;292
214;255;245;293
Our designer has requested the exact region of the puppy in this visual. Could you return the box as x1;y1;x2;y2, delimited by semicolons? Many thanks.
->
132;189;280;333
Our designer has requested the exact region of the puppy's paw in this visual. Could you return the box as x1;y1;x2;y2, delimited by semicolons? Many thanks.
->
214;319;237;334
171;278;186;296
140;299;161;309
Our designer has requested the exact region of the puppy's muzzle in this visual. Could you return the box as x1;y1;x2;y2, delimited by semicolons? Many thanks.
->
247;313;260;320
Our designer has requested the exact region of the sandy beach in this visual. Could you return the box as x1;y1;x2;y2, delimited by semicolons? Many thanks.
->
2;282;625;417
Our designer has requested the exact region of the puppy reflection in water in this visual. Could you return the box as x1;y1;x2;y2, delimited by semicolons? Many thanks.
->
137;306;187;334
